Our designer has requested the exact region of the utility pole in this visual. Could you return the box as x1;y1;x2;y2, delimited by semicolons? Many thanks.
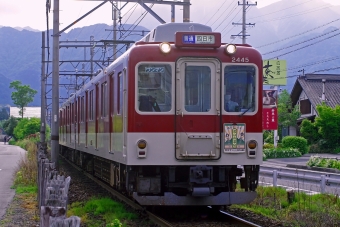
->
298;69;305;78
90;36;94;79
40;32;46;147
112;1;117;61
231;0;256;44
183;0;190;22
51;0;60;164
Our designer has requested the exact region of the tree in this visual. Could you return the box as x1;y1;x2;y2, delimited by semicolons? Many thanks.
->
315;104;340;149
9;81;37;118
0;107;9;121
2;116;18;137
277;89;300;128
300;119;319;145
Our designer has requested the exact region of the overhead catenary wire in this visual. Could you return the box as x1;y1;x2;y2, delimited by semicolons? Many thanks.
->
256;18;340;48
268;31;340;59
255;5;331;24
262;28;340;55
248;0;313;21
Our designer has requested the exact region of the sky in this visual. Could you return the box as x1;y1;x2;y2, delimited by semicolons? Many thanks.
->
0;0;340;32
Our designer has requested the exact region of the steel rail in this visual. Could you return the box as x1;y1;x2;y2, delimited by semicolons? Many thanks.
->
219;210;262;227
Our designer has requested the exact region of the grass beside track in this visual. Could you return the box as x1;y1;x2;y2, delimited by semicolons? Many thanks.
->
5;138;340;227
234;186;340;226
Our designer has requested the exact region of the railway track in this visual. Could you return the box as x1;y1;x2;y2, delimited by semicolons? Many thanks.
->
61;156;264;227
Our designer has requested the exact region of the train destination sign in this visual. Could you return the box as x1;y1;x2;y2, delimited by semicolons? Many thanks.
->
175;32;221;48
182;34;215;44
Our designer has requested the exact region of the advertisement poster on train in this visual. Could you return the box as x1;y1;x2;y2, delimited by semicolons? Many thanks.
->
224;123;245;152
263;60;287;85
262;108;278;130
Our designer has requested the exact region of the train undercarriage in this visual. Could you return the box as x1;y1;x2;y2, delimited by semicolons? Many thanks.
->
60;146;260;206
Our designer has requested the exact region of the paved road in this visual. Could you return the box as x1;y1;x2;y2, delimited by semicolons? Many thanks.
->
0;143;26;220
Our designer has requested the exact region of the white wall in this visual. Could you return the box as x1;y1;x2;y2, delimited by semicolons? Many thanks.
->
10;107;41;118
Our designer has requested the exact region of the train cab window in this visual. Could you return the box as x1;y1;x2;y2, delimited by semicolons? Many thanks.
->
223;65;256;113
184;66;211;112
137;64;172;112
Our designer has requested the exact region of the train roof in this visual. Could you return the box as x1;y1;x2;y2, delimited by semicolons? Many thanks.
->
139;23;212;43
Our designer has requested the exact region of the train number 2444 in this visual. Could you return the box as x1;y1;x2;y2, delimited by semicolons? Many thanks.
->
231;57;249;63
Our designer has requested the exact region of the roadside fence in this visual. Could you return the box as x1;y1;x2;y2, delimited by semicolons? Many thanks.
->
37;142;81;227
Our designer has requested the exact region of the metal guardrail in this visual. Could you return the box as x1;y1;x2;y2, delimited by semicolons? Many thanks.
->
260;165;340;193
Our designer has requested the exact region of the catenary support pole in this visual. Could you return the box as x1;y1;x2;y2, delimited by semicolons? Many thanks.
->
41;32;46;145
51;0;60;164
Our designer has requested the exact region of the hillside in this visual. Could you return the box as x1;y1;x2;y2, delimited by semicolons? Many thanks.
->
1;0;340;104
0;24;147;106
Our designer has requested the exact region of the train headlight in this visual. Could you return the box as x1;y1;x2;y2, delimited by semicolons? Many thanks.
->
159;42;171;54
137;139;147;149
137;139;147;158
225;44;237;55
247;140;257;158
248;140;257;149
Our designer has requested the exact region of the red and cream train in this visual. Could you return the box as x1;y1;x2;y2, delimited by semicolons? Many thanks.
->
59;23;263;206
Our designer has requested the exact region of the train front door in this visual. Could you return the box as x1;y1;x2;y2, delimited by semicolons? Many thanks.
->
175;58;221;160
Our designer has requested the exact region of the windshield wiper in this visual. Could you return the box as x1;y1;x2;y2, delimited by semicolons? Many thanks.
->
239;105;254;116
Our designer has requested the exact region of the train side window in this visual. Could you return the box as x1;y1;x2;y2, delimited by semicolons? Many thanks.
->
223;65;256;113
81;96;85;122
71;103;74;124
101;82;107;117
137;64;172;112
89;90;94;121
118;73;123;115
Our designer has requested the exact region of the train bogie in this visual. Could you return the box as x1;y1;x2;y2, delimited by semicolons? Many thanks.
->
59;23;263;206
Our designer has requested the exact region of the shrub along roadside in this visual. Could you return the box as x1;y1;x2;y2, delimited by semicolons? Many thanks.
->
307;156;340;171
282;136;308;155
263;148;301;160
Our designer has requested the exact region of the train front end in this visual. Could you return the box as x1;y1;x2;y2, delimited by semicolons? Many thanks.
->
125;23;263;206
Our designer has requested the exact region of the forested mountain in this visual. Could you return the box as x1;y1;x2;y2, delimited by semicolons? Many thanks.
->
1;0;340;105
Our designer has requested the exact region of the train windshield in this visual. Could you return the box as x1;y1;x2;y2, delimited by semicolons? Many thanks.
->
184;66;211;112
223;65;256;113
137;64;172;112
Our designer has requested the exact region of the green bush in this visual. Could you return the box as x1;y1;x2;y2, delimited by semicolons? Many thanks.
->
263;143;274;149
307;156;340;170
334;147;340;154
309;144;322;153
2;116;18;138
264;132;274;144
282;136;308;155
13;118;41;140
300;119;319;145
263;147;301;159
308;140;337;154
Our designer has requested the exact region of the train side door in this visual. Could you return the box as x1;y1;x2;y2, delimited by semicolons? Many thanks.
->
175;58;221;160
95;83;99;149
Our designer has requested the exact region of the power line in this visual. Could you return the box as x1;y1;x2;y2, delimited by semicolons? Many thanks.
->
205;0;233;27
248;0;313;21
262;28;340;55
268;31;340;59
256;18;340;48
255;5;331;24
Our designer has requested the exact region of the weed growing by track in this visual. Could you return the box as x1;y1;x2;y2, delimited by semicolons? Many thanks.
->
233;186;340;227
68;198;138;227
